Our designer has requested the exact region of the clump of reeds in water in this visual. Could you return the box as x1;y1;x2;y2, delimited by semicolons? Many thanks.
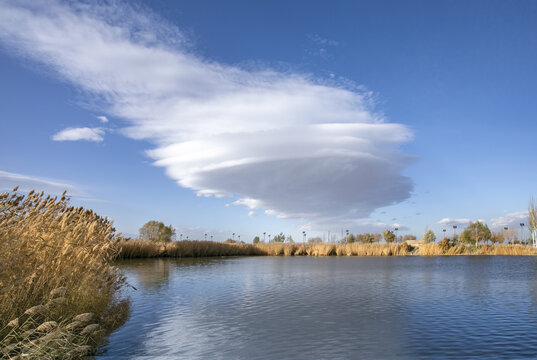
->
0;188;128;358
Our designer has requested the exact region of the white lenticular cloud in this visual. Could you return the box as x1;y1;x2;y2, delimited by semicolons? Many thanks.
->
52;127;104;142
0;0;415;225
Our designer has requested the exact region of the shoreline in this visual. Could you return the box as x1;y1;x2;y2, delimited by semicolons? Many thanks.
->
116;240;537;259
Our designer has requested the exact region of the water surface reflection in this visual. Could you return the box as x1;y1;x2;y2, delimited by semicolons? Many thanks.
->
98;257;537;359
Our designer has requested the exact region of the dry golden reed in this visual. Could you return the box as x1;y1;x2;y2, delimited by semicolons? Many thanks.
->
0;188;127;358
418;242;537;256
117;240;265;258
117;239;537;259
117;240;415;258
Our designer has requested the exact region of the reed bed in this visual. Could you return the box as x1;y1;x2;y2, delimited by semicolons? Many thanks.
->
418;242;537;256
0;188;128;358
418;243;470;256
475;244;537;255
334;243;413;256
117;240;415;258
117;240;265;258
118;239;537;259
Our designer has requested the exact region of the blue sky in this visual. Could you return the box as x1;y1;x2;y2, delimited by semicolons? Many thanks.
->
1;0;536;241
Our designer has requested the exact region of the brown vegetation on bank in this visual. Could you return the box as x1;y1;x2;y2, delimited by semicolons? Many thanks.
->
417;239;537;256
0;189;128;359
117;239;265;258
116;240;416;258
117;238;537;258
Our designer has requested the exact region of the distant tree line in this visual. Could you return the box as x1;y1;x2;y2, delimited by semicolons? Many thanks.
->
140;196;537;247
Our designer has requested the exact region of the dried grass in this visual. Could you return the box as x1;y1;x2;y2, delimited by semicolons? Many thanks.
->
334;243;413;256
0;188;128;358
418;242;537;256
476;244;537;256
117;240;265;258
117;241;414;258
118;239;537;259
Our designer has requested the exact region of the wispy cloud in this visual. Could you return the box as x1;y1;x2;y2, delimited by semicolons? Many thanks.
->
0;0;414;227
0;170;84;197
52;127;104;142
306;34;340;59
96;115;108;123
308;34;340;47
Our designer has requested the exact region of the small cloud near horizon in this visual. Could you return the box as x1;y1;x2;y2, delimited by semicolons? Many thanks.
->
52;127;104;142
437;218;471;227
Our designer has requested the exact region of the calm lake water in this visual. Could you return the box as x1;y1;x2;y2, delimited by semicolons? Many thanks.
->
97;256;537;359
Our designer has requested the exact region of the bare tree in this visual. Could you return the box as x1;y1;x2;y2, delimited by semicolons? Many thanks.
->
403;234;417;242
530;197;537;248
502;228;517;244
491;231;504;244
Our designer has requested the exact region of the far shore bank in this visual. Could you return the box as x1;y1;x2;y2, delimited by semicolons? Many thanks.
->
116;240;537;259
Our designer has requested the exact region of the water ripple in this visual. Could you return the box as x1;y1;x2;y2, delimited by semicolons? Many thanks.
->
97;256;537;359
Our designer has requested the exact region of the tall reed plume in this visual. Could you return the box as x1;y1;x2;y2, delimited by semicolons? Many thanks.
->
0;188;127;358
